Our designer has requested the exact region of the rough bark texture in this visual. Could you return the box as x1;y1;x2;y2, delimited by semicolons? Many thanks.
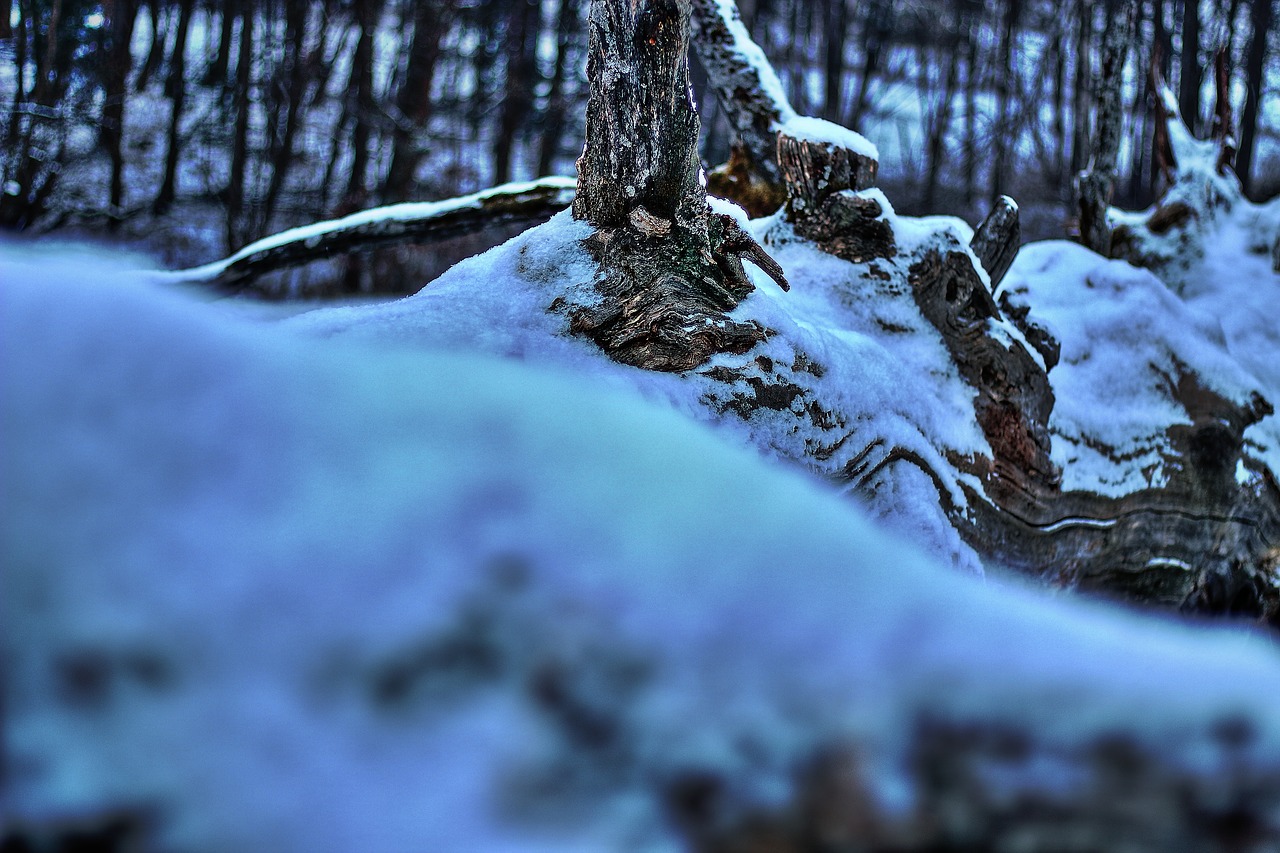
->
768;115;1280;622
969;195;1021;289
570;0;786;372
687;0;789;189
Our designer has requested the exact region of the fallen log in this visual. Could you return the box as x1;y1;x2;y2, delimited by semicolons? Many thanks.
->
154;177;579;294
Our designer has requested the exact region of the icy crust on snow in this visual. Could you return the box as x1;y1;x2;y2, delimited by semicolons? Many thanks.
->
10;260;1280;850
1001;240;1271;496
291;209;985;573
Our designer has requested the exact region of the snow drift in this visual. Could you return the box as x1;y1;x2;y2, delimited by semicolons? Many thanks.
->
6;251;1280;850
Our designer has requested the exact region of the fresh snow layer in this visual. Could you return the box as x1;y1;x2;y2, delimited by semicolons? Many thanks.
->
1001;240;1272;495
8;250;1280;851
288;209;987;574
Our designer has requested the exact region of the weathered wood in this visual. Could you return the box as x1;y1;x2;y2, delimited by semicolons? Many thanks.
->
908;247;1060;508
687;0;790;187
158;178;578;294
969;195;1021;289
688;0;879;219
569;0;786;372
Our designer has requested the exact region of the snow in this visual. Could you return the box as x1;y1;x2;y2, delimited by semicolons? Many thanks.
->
10;248;1280;851
704;0;878;164
780;114;880;162
1001;239;1273;496
288;208;988;575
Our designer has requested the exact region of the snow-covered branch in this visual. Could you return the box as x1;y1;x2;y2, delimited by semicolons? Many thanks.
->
154;177;578;293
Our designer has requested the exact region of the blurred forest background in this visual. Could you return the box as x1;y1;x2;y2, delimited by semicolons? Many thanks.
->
1;0;1277;293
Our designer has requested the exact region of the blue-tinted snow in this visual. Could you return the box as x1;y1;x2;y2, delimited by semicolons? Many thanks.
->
7;249;1280;850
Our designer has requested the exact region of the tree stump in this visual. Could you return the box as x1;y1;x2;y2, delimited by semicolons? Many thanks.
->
568;0;786;372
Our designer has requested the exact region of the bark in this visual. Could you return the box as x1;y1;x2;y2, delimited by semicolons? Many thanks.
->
493;0;540;185
166;179;578;294
225;1;253;251
100;0;137;226
924;17;962;212
1077;0;1135;255
688;0;791;188
1211;47;1236;174
570;0;786;372
1070;0;1092;179
260;0;312;230
970;195;1021;290
135;1;165;92
1179;0;1201;131
822;0;846;123
962;3;981;206
340;0;381;216
991;0;1022;200
848;0;891;130
205;0;236;87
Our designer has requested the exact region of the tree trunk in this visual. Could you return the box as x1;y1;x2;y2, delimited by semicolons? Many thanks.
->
493;0;540;185
849;0;891;130
340;0;380;215
153;0;193;215
570;0;784;372
0;0;11;39
961;0;981;207
1236;0;1272;199
1070;0;1092;180
225;0;254;251
135;1;165;92
537;0;580;177
991;0;1022;200
382;0;454;202
1179;0;1201;131
924;28;961;212
1077;0;1135;255
206;0;237;87
260;0;311;230
100;0;137;227
822;0;846;123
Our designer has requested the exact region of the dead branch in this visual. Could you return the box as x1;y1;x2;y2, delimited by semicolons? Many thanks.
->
158;178;578;294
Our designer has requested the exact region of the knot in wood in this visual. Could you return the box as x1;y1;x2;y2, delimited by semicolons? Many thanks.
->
628;205;674;239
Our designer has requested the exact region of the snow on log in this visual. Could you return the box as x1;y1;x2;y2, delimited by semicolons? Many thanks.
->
689;0;878;217
1107;59;1262;294
154;177;578;294
10;253;1280;851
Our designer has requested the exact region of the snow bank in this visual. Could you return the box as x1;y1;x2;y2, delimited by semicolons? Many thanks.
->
1001;240;1270;495
8;251;1280;850
289;210;987;573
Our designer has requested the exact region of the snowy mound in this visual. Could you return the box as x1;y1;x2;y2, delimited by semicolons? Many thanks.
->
290;209;989;573
1001;240;1278;496
7;253;1280;850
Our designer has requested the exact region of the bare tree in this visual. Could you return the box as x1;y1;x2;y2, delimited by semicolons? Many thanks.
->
1077;0;1136;254
1237;0;1274;198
